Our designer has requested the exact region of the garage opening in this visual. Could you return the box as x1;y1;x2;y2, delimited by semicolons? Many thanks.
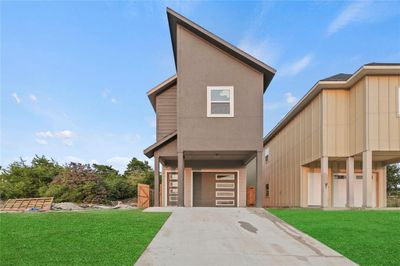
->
308;172;321;206
193;172;237;207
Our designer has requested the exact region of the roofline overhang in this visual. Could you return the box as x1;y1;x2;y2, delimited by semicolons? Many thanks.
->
166;7;276;92
263;64;400;145
143;131;177;158
147;75;177;111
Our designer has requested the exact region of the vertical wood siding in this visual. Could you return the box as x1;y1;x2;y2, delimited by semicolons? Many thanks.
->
367;75;400;151
156;86;177;140
264;93;322;207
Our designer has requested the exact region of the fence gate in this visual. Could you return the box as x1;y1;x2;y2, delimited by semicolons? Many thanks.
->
138;183;150;208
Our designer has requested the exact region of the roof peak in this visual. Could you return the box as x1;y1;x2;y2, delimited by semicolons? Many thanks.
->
166;7;276;91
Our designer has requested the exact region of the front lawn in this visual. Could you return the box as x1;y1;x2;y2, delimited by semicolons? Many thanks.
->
0;209;170;266
269;209;400;266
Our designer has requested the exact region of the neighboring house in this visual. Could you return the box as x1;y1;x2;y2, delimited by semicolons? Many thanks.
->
144;8;400;208
264;64;400;208
144;8;276;207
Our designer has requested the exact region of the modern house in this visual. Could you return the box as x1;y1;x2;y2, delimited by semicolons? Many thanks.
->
264;64;400;208
144;8;276;207
144;8;400;208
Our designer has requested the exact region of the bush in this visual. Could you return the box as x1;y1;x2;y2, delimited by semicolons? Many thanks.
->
0;156;153;203
45;163;108;204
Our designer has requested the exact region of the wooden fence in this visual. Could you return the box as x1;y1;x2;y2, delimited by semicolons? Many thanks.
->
137;184;150;208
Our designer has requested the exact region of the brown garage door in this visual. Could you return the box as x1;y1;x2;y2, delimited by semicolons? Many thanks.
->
193;172;237;207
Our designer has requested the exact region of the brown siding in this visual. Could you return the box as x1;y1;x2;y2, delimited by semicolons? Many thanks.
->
177;25;264;152
156;86;177;140
264;93;322;207
367;75;400;151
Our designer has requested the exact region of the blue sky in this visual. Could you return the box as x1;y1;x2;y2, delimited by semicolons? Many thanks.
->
2;1;400;172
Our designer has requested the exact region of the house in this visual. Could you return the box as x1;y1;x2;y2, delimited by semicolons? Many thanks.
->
264;63;400;208
144;8;276;207
144;8;400;208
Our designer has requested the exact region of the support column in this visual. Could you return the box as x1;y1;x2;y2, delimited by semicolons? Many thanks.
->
321;156;329;208
154;156;160;207
362;150;372;208
382;165;387;208
256;151;264;208
346;157;355;208
177;152;185;207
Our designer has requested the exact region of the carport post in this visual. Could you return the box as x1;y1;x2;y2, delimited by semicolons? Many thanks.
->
321;156;329;208
346;157;355;208
178;152;184;207
154;156;160;207
256;151;263;208
362;150;372;208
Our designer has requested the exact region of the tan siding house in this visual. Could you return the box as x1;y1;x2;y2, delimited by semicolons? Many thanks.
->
264;66;400;208
143;8;399;209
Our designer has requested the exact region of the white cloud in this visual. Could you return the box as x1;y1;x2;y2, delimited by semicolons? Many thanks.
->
264;92;298;111
285;92;298;105
12;92;21;104
29;94;37;102
35;130;75;146
106;156;131;172
35;139;48;145
36;131;54;138
102;89;118;104
238;37;279;65
55;130;74;138
62;139;73;146
327;1;372;36
280;54;313;76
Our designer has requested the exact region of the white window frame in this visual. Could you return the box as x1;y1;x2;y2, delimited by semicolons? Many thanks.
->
207;86;234;117
216;174;235;181
216;182;235;189
216;199;235;206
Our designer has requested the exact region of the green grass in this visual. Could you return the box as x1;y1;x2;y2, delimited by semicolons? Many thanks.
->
0;209;170;266
269;209;400;266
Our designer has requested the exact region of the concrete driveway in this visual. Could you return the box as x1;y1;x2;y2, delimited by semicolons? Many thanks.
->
136;208;356;266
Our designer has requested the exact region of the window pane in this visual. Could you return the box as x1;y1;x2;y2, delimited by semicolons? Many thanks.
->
211;103;230;114
211;89;230;101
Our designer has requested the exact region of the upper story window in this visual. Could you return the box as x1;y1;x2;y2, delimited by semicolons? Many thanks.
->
207;86;234;117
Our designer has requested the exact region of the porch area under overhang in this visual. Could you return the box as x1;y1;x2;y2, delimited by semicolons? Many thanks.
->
301;150;400;208
144;135;265;207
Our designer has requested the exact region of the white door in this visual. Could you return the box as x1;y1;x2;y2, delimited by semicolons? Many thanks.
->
354;173;377;207
354;175;363;207
333;175;347;207
308;173;321;206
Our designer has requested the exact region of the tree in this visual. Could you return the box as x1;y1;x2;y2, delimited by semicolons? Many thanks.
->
387;164;400;196
124;158;152;176
45;163;108;203
93;164;135;200
0;156;62;200
124;157;154;188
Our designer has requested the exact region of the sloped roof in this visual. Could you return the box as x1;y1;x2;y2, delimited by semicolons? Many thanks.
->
320;73;352;82
147;75;177;111
166;8;276;91
263;63;400;145
143;131;177;158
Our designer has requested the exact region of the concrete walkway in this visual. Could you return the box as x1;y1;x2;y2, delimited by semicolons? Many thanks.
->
136;208;356;266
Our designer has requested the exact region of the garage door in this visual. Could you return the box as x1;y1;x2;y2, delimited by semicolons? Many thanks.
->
193;172;237;207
